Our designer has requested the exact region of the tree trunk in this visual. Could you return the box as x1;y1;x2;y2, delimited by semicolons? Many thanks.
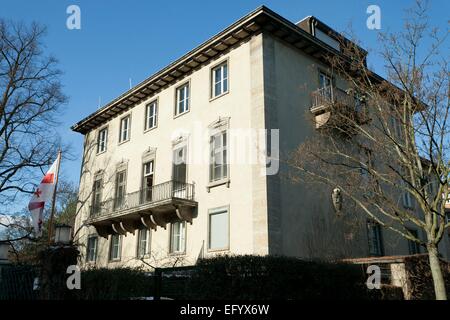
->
427;243;447;300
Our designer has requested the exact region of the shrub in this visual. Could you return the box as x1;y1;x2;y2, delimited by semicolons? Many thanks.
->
403;255;450;300
185;255;373;300
76;267;153;300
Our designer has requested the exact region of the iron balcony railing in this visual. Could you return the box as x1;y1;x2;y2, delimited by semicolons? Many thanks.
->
311;86;356;111
310;86;369;125
89;180;195;218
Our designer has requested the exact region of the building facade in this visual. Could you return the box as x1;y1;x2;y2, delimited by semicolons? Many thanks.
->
72;6;450;268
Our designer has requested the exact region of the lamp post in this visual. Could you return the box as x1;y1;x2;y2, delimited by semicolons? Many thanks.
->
54;224;72;245
38;224;78;299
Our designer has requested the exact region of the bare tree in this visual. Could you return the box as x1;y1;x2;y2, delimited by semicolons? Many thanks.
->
0;19;67;205
289;1;449;299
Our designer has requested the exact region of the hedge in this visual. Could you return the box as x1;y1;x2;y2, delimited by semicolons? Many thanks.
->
186;255;375;300
75;267;154;300
403;255;450;300
72;255;411;300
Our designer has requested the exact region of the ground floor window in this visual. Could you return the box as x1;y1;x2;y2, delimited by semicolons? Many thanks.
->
86;235;98;262
170;221;186;254
367;220;384;256
208;207;229;251
109;234;122;261
137;228;150;258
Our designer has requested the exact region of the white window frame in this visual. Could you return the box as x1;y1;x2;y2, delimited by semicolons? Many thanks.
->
119;115;131;143
91;177;103;214
114;169;127;209
319;71;333;101
208;206;230;251
169;221;186;254
145;100;158;131
175;82;190;116
137;228;150;258
209;130;228;182
86;235;98;263
97;127;108;154
109;234;122;261
211;61;229;98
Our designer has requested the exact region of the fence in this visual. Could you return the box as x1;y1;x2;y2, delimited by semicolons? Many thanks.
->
0;265;38;300
90;180;195;218
153;266;195;300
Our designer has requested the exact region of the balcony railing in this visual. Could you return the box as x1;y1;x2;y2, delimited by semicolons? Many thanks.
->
311;86;357;111
310;86;368;129
89;180;195;219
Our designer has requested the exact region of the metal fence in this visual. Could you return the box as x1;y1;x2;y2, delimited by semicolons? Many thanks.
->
153;266;195;300
90;180;195;218
0;265;38;300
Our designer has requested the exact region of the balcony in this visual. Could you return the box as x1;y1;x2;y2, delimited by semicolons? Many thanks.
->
310;87;369;131
87;180;197;238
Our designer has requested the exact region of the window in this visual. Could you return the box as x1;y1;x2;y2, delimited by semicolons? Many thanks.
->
137;228;150;258
91;177;103;215
175;83;189;116
319;72;333;100
407;229;421;255
210;131;228;182
315;28;340;51
114;170;127;209
390;116;402;139
145;101;157;130
173;146;187;197
367;220;384;256
402;190;414;209
212;62;228;98
86;236;98;262
109;234;122;261
119;116;130;143
173;146;187;183
208;207;229;251
97;128;108;153
170;221;186;254
142;161;154;203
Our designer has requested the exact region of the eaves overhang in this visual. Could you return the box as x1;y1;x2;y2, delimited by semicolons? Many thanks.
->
71;6;362;134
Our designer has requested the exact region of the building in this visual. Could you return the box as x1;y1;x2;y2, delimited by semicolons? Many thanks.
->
72;6;450;268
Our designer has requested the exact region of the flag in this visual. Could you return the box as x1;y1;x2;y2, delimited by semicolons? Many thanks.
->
28;155;61;236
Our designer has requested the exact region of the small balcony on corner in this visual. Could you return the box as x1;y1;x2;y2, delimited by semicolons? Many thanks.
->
310;86;369;130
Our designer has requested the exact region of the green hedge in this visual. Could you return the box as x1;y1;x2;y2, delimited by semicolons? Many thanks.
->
186;255;374;300
72;256;409;300
75;267;153;300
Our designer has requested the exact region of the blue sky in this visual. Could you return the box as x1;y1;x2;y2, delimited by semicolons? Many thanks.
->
1;0;449;210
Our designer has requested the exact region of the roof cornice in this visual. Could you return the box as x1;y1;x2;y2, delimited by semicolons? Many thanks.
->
71;6;369;134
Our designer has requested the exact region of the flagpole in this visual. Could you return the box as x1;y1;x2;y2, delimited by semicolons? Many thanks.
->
48;150;62;244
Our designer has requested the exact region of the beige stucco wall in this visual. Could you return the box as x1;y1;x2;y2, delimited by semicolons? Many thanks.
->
263;33;450;261
74;30;450;269
75;35;270;268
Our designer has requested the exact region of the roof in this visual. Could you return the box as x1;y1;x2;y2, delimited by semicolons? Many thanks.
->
71;6;374;134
